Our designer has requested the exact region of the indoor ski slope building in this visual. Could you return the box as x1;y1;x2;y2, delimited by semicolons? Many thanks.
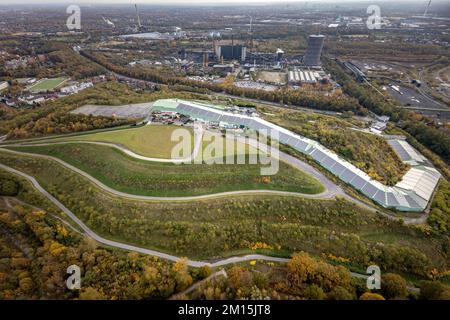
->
152;99;441;212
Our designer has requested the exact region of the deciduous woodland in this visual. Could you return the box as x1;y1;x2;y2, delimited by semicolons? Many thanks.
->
0;82;206;138
1;201;449;300
0;153;448;281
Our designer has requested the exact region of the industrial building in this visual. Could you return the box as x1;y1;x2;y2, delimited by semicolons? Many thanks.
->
303;35;325;66
214;41;247;62
288;68;324;85
0;81;9;91
276;48;284;62
212;64;235;75
387;139;428;166
152;99;441;212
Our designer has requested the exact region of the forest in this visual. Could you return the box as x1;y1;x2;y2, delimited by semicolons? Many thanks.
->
0;82;207;139
0;189;448;300
186;253;450;300
0;152;448;281
0;201;206;300
0;43;105;80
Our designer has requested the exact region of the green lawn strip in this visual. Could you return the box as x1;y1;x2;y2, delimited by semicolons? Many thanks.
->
29;77;68;92
61;125;192;159
7;143;324;196
0;124;144;146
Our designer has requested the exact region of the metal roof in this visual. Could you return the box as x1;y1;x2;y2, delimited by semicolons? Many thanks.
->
388;139;427;165
153;99;441;212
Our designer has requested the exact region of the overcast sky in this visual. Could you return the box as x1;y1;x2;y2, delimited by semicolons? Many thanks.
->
0;0;431;4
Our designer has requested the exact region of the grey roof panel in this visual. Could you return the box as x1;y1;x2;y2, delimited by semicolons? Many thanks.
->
350;175;368;190
339;169;356;183
373;190;386;205
321;156;337;168
330;162;347;176
404;195;420;209
311;149;328;162
278;133;291;144
295;140;309;152
286;137;297;145
362;183;378;198
386;192;400;207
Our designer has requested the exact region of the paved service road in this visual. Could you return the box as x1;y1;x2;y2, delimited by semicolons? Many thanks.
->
0;162;328;268
0;147;333;201
0;163;423;292
1;131;425;223
6;125;205;164
1;139;426;226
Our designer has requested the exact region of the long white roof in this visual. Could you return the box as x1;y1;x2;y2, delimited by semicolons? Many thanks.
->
388;139;427;165
154;99;441;212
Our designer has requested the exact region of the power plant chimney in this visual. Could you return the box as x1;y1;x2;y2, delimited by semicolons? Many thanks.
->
424;0;432;16
135;3;142;31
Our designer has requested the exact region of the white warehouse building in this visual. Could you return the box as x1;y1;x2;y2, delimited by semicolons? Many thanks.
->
152;99;441;212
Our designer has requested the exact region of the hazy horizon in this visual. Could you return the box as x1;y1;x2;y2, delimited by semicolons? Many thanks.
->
0;0;440;5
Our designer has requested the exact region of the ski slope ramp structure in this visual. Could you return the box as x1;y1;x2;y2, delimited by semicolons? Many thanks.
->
152;99;441;212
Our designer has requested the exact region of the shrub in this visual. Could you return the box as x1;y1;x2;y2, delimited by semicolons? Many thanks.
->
381;273;408;299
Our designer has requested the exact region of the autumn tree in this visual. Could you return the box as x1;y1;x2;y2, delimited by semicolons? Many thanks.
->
359;292;385;300
419;281;450;300
79;287;107;300
303;285;325;300
172;258;193;292
381;273;408;299
227;266;254;291
326;286;354;300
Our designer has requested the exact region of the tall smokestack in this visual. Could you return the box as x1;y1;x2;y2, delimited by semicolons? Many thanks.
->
135;4;142;30
424;0;432;16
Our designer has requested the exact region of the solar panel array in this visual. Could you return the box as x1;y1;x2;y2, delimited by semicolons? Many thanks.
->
172;100;441;212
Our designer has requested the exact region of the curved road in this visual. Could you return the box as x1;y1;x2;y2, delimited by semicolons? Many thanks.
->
7;126;205;164
1;165;422;292
0;161;294;267
0;147;334;201
0;136;426;223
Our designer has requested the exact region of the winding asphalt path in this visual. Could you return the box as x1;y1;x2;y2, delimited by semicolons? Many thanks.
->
0;161;295;267
0;147;334;201
7;126;205;164
0;134;426;223
0;149;424;291
2;193;422;293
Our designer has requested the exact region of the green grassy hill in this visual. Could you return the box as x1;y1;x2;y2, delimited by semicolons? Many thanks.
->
5;143;324;196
